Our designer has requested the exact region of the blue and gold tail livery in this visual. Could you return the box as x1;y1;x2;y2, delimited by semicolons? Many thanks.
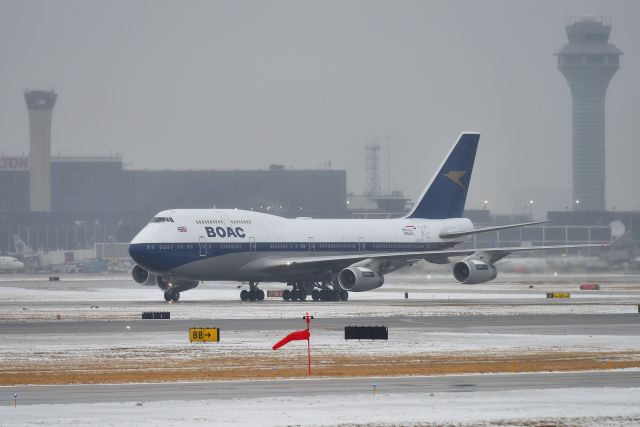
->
406;132;480;219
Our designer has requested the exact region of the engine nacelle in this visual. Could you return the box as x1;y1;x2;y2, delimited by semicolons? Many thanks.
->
131;264;156;286
155;275;199;292
337;267;384;292
452;258;498;284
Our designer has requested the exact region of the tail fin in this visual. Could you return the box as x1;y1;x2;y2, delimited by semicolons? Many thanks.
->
405;132;479;219
13;234;32;256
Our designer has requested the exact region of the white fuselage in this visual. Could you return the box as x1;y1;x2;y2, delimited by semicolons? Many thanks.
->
129;209;473;283
0;256;25;272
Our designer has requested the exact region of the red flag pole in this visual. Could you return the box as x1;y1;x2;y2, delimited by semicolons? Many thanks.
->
307;334;311;375
306;312;311;375
272;312;314;375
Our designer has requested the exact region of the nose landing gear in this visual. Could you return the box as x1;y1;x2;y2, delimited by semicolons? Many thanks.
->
164;287;180;302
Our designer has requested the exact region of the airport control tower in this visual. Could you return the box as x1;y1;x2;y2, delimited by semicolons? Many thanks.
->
24;89;57;212
556;15;622;211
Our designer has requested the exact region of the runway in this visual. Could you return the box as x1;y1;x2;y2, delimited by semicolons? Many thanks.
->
2;274;640;425
1;313;640;336
4;370;640;405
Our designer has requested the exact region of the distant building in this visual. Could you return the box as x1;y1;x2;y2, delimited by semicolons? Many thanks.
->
556;15;622;211
1;88;349;253
0;157;347;218
0;157;347;253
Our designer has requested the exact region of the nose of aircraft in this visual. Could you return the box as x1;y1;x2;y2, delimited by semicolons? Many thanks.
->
128;243;148;267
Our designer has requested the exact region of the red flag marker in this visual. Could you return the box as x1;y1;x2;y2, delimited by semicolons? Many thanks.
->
272;329;310;350
272;312;313;374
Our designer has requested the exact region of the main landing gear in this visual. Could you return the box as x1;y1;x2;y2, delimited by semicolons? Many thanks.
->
282;282;348;302
240;282;265;302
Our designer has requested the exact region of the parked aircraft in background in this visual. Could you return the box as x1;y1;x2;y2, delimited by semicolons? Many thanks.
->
0;255;24;272
12;234;94;272
129;132;608;302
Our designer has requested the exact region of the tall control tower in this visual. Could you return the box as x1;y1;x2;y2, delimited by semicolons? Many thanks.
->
24;89;57;212
556;15;622;211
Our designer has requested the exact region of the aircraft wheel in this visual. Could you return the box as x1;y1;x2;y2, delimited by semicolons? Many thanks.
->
248;291;257;301
299;292;307;301
171;291;180;302
340;290;349;301
333;290;342;301
257;289;265;301
164;292;172;302
312;290;320;301
240;289;249;301
283;289;291;301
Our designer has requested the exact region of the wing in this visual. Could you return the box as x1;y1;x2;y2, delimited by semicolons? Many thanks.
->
439;220;549;239
246;242;609;275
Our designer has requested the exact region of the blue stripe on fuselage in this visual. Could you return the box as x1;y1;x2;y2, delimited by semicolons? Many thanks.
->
128;241;456;273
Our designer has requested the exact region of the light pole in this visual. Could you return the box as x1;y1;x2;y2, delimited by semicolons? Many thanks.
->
575;199;580;211
529;200;534;221
483;200;488;210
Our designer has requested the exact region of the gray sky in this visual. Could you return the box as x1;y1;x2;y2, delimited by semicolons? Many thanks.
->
1;0;639;216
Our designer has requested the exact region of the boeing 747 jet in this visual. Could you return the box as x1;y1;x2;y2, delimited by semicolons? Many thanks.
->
129;133;607;302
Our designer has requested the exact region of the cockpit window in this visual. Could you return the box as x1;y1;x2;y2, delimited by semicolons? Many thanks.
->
150;217;174;223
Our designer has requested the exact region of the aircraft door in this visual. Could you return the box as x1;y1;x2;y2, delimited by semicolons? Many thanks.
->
308;237;315;255
249;237;256;255
419;226;431;249
199;236;207;257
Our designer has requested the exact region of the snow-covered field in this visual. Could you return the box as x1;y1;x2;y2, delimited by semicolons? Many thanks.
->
2;273;640;363
3;387;640;426
2;273;640;426
3;329;640;365
1;272;639;321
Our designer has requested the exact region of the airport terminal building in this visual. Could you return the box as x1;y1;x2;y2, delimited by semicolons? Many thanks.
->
0;157;347;253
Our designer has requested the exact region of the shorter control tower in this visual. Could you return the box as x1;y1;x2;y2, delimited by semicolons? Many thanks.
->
24;89;57;212
556;16;622;211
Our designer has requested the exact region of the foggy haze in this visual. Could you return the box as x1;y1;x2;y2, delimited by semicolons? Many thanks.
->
1;0;638;217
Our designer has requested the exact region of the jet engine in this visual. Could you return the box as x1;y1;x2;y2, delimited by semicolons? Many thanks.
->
452;257;497;284
131;264;156;286
337;267;384;292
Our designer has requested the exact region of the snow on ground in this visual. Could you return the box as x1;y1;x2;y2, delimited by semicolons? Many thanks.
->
3;328;640;365
4;300;639;322
2;273;640;321
2;273;640;362
3;284;639;302
2;387;640;426
2;274;640;425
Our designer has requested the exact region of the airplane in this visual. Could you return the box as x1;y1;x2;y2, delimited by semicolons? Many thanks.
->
11;234;40;268
0;255;24;272
128;132;608;302
11;234;94;272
